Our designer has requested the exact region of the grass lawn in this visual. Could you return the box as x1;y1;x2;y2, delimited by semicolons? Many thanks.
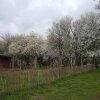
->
0;68;100;100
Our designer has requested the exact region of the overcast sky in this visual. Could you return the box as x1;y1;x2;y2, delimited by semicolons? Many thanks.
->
0;0;98;37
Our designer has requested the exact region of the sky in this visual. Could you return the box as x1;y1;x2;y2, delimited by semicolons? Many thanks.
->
0;0;98;38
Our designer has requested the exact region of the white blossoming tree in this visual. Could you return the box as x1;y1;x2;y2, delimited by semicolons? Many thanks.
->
8;34;44;68
22;36;44;68
47;16;72;66
72;12;100;65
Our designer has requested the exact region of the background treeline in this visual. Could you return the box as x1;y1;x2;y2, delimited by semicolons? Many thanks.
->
0;12;100;68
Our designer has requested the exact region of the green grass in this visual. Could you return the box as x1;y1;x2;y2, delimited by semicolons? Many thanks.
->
0;68;100;100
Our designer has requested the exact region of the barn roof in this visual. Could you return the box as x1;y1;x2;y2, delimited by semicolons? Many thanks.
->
0;54;12;58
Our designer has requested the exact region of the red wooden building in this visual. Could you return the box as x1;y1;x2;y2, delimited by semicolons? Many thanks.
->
0;54;12;68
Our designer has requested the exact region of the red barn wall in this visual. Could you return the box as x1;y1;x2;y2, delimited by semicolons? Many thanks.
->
0;56;11;68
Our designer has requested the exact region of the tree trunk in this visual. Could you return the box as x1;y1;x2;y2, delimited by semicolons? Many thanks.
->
20;60;21;70
59;56;63;67
81;56;83;66
34;56;37;68
12;56;14;69
70;57;72;67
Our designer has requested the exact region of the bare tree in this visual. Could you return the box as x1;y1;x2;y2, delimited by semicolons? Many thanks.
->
0;33;13;54
95;0;100;9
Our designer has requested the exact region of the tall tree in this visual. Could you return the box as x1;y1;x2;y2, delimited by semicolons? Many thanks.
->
73;12;100;65
47;16;72;66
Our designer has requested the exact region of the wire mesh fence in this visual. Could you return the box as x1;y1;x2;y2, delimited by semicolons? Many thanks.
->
0;65;95;94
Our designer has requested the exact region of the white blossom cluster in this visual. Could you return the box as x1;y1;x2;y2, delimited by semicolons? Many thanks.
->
8;36;44;57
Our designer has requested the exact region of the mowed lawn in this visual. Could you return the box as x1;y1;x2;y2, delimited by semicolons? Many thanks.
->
0;68;100;100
